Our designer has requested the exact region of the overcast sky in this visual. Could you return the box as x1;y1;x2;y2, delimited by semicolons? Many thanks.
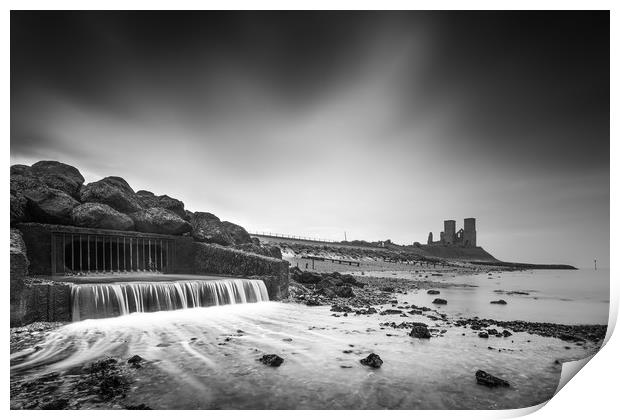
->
11;11;609;268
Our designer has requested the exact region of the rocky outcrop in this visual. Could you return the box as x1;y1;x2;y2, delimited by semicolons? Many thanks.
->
409;323;431;339
259;354;284;367
30;161;85;198
130;207;191;235
23;186;80;225
432;298;447;305
80;176;143;214
136;190;186;219
71;203;134;231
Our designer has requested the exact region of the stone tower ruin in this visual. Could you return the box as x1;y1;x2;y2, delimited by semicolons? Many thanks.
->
427;218;476;247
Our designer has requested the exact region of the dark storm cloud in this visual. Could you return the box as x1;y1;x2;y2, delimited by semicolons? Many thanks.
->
10;11;609;267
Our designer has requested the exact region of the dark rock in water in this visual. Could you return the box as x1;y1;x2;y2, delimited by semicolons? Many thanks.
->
40;398;70;410
502;330;512;337
80;176;143;214
222;221;252;245
127;355;144;368
475;370;510;387
31;160;85;198
360;353;383;368
409;324;431;339
427;290;440;295
136;190;187;219
432;298;447;305
487;329;498;336
478;332;489;338
335;285;355;298
490;299;508;305
72;202;134;231
190;212;234;245
259;354;284;367
24;186;80;225
130;207;191;235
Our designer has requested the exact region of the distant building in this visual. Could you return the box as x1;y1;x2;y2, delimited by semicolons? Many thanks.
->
427;218;477;247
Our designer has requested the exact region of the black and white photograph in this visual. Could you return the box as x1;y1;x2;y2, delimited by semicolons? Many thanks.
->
8;8;612;411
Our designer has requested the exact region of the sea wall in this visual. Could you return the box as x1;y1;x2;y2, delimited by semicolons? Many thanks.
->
12;282;72;326
193;242;290;300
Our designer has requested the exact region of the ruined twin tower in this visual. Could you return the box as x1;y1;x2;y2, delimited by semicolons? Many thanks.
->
427;218;477;247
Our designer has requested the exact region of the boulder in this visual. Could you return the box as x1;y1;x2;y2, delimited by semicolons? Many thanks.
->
427;290;440;295
259;354;284;367
298;271;323;285
10;165;44;192
130;207;191;235
432;298;448;305
475;370;510;388
136;190;186;219
478;332;489;338
490;299;508;305
80;176;143;214
335;285;355;298
71;203;134;231
360;353;383;368
31;160;84;198
234;243;282;259
222;221;252;245
190;212;234;245
409;323;432;339
23;186;79;225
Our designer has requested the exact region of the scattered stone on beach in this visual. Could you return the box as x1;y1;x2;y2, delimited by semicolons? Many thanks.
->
380;286;395;293
478;332;489;338
475;370;510;388
427;290;440;295
380;309;403;315
331;304;353;313
490;299;508;305
432;298;447;305
409;323;432;339
502;330;512;337
259;354;284;367
360;353;383;368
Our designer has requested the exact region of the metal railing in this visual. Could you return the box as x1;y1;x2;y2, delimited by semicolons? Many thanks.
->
249;231;341;244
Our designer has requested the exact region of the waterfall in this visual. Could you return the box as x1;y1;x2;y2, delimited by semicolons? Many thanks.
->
71;279;270;321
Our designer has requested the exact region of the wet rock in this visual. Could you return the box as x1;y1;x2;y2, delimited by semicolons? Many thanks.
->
130;207;191;235
125;403;152;410
298;271;323;285
71;202;134;231
136;190;186;219
478;332;489;338
31;160;85;198
475;370;510;388
80;176;143;214
259;354;284;367
409;323;431;339
490;299;508;305
127;355;144;368
502;330;512;337
427;290;440;295
24;186;80;225
432;298;447;305
487;329;498;336
360;353;383;368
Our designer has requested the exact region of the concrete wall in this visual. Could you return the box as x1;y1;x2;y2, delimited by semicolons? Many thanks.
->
193;242;290;300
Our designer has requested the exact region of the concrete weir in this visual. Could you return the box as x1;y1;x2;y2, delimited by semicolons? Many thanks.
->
10;223;289;326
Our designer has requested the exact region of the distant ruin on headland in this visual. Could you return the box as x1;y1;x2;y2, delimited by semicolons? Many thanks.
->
427;218;477;247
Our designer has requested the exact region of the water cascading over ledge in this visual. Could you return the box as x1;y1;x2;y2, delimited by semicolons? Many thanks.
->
71;279;269;321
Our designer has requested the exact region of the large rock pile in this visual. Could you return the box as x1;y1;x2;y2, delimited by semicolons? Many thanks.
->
10;160;258;244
